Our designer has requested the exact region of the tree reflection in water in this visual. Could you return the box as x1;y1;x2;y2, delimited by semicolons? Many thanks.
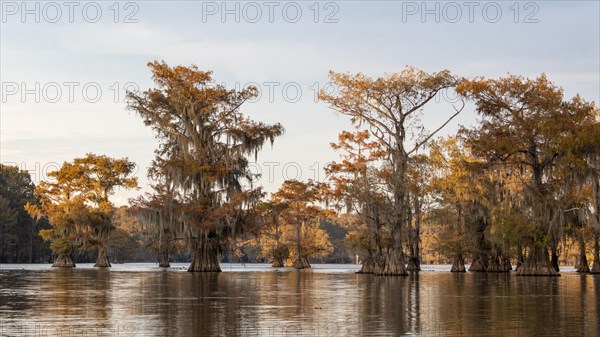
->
0;266;598;336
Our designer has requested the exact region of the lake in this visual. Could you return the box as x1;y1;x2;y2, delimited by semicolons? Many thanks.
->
0;264;598;337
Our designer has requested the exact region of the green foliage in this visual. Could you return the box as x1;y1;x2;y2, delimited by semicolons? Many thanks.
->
0;164;50;262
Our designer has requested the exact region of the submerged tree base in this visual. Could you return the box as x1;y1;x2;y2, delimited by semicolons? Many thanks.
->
291;257;311;269
575;253;590;273
375;248;408;276
451;255;466;273
188;238;221;272
487;255;510;273
406;257;421;271
516;247;560;276
271;258;284;268
591;259;600;274
52;254;75;268
94;248;112;268
468;258;487;272
292;259;304;269
502;256;513;271
357;254;375;274
159;253;170;268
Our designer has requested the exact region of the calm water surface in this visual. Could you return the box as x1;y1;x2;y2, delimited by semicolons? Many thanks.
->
1;264;599;337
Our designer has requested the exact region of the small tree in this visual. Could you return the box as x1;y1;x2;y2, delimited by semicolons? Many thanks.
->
269;180;333;269
26;154;138;268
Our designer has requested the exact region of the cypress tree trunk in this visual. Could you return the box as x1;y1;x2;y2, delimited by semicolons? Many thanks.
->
590;233;599;274
501;254;512;271
375;247;408;276
158;251;170;268
487;254;503;272
468;254;488;272
469;215;490;272
52;254;75;268
271;258;284;268
406;257;420;271
575;234;590;273
516;246;560;276
293;221;304;269
406;200;421;272
94;244;111;268
358;252;375;274
292;259;303;269
450;254;466;273
188;238;221;272
516;244;524;271
301;256;311;269
376;155;409;277
270;244;288;268
406;244;420;271
550;244;560;272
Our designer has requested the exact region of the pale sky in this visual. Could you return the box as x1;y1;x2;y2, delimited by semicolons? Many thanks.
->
1;1;599;205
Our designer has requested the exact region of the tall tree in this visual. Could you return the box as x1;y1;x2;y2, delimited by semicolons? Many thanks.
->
458;74;598;276
127;61;284;272
320;67;463;275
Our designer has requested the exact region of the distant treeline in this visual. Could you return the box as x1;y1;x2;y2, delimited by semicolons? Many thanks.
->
0;168;352;265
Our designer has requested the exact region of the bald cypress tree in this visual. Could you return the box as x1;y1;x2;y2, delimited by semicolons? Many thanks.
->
127;61;284;272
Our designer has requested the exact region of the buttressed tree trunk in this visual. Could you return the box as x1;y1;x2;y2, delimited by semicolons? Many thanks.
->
52;254;75;268
591;233;600;274
406;255;420;271
271;258;284;268
516;246;560;276
550;242;560;272
406;196;422;272
406;223;421;271
502;254;512;271
450;254;466;273
158;251;170;268
468;254;488;272
575;233;590;273
188;237;221;272
293;221;304;269
376;246;408;276
270;244;287;268
94;243;111;268
376;183;409;276
469;216;489;272
487;248;509;273
358;252;375;274
486;254;502;273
